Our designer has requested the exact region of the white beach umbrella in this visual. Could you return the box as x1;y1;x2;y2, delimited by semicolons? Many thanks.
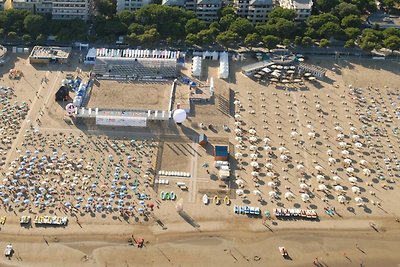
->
306;124;313;129
359;159;368;166
338;195;346;203
363;168;371;175
352;135;360;140
278;146;287;153
334;126;343;131
355;142;363;148
280;155;288;161
253;189;262;196
332;175;342;182
318;184;327;191
267;181;276;187
263;138;271;143
351;186;361;194
348;177;357;183
308;132;316;138
234;114;241;119
236;189;244;196
334;185;344;192
350;127;357;133
266;172;275;178
250;153;258;159
235;144;243;149
316;175;325;182
284;192;294;199
315;165;323;171
343;158;352;165
249;136;257;142
291;131;298;137
301;193;310;202
297;164;304;170
249;145;257;151
329;157;336;164
341;150;350;156
337;134;345;140
250;162;259;168
355;197;363;204
299;183;309;190
235;153;243;158
264;146;272;151
234;136;242;141
235;179;244;185
234;122;241;127
346;167;355;173
269;191;277;198
265;163;273;169
339;142;347;148
235;129;242;134
327;149;333;156
251;171;259;177
249;129;257;135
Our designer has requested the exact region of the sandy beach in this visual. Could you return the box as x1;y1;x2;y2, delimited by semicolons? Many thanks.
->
0;51;399;266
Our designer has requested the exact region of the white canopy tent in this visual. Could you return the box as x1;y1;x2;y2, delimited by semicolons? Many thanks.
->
192;56;202;77
219;52;229;79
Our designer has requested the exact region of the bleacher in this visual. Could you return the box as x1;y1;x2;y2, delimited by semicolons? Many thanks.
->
93;58;177;80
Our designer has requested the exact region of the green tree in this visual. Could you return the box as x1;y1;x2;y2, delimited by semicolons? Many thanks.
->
128;23;144;35
384;36;400;51
0;28;4;38
229;18;254;39
274;18;297;38
315;0;340;12
35;33;46;45
127;33;139;46
341;15;362;29
358;29;383;51
380;0;400;11
23;15;46;37
333;3;360;19
262;35;280;49
307;13;340;30
220;7;236;17
301;36;313;46
344;27;361;39
117;10;135;25
185;18;206;34
139;28;159;45
319;38;330;47
383;28;400;38
294;36;302;45
22;34;32;43
197;29;214;45
185;33;199;46
268;7;297;21
7;31;17;40
282;38;291;47
317;22;342;38
216;31;239;48
344;39;355;48
96;0;116;17
244;33;261;48
219;14;237;32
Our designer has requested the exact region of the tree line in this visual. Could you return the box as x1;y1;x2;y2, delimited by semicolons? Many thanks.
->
0;0;399;52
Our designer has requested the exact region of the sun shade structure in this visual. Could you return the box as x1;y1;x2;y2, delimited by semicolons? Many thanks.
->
192;56;202;77
219;52;229;79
